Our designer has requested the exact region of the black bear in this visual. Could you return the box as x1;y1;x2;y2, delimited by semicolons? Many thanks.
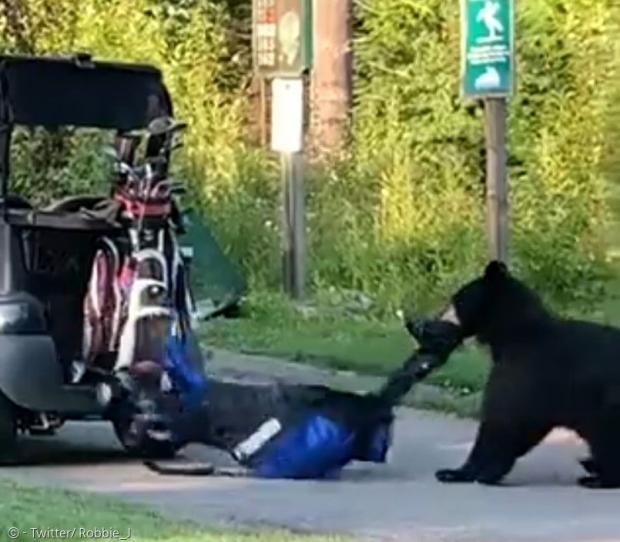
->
431;261;620;489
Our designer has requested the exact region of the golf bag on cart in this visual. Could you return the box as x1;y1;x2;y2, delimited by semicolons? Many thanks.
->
80;117;207;455
147;318;464;479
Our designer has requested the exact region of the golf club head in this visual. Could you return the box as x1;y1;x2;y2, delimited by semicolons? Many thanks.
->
147;117;187;137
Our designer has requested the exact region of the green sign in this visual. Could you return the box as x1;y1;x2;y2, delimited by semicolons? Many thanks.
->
461;0;515;98
252;0;313;77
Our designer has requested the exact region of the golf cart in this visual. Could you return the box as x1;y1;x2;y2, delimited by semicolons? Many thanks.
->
0;53;207;462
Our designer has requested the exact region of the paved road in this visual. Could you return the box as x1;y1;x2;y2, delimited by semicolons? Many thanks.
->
3;412;619;542
1;353;620;541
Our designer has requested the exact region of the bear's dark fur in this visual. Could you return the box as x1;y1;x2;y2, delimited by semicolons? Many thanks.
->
434;261;620;489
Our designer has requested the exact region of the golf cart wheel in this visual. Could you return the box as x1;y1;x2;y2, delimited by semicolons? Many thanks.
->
112;418;178;460
0;392;18;465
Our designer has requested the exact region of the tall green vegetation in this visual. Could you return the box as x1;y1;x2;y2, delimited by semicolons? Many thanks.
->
605;4;620;186
1;0;618;311
344;0;618;309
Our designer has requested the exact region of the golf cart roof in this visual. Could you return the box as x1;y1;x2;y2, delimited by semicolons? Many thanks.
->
0;54;174;198
0;54;172;130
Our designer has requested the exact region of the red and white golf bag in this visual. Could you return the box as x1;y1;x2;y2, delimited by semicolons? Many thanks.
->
81;117;197;379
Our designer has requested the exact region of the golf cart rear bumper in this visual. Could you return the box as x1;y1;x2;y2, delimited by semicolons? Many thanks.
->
0;334;107;415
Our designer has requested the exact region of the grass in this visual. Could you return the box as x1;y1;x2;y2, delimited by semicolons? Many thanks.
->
0;479;349;542
202;268;620;408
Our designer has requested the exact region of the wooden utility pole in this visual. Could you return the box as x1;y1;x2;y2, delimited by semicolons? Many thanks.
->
484;98;509;263
309;0;352;157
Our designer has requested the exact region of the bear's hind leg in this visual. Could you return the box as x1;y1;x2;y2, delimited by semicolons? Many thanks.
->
580;428;620;489
436;421;550;486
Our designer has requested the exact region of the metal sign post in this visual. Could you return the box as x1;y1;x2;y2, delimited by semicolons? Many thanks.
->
461;0;515;263
252;0;312;299
271;78;306;299
253;0;312;299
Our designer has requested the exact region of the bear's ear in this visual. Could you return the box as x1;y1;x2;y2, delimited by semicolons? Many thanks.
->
484;260;509;281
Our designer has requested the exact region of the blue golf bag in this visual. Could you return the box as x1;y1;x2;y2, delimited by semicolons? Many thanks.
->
191;379;394;479
147;319;463;480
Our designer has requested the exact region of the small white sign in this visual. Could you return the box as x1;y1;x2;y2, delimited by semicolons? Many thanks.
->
271;77;304;153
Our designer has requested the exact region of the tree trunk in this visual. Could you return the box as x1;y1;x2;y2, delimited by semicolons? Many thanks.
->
308;0;353;160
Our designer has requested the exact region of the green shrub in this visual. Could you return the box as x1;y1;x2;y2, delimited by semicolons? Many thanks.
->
341;0;618;311
8;128;112;205
507;0;616;306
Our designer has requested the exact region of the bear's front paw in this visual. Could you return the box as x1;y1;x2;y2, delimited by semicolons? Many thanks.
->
579;475;604;489
579;457;598;475
435;468;475;483
579;475;620;489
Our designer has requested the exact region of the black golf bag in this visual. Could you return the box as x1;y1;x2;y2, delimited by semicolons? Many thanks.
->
149;319;464;479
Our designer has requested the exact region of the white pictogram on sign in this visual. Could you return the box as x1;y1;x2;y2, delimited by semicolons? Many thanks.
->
475;66;501;89
278;11;301;66
476;1;504;43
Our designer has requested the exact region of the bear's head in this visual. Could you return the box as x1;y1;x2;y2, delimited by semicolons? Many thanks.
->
437;261;548;344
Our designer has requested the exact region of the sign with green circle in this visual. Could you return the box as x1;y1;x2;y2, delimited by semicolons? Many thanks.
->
461;0;516;98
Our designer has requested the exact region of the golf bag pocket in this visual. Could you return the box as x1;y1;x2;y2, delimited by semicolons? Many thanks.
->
236;414;357;479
